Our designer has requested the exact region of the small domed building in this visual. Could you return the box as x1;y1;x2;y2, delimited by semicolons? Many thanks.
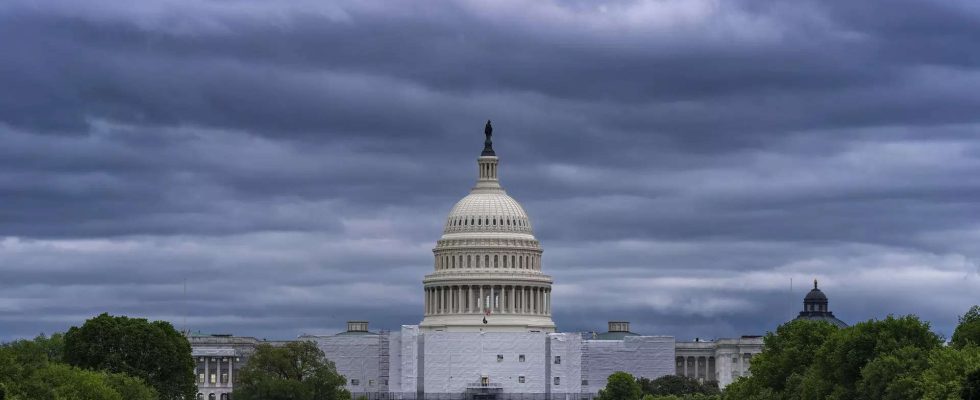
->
794;280;848;328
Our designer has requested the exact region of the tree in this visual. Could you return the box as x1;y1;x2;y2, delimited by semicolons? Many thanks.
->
962;369;980;400
638;375;719;396
0;334;157;400
598;372;643;400
64;313;195;400
234;341;350;400
800;315;942;400
916;344;980;400
953;306;980;348
750;320;839;397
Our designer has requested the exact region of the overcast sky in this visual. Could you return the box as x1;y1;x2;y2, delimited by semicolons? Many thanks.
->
1;0;979;342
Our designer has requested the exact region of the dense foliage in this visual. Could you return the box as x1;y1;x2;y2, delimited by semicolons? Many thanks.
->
723;306;980;400
597;371;644;400
953;306;980;348
0;333;158;400
64;313;197;400
638;375;719;397
233;340;351;400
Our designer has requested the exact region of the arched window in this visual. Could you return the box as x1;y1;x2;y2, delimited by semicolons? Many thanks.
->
478;218;482;226
493;218;497;226
512;255;516;268
485;218;489;225
221;395;229;400
503;256;507;268
494;255;498;268
467;255;472;268
451;257;455;268
209;394;216;400
485;255;490;268
197;394;203;400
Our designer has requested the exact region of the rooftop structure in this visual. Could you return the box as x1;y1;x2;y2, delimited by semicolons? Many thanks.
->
794;280;848;328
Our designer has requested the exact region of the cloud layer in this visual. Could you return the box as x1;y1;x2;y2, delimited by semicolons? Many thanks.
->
1;0;979;341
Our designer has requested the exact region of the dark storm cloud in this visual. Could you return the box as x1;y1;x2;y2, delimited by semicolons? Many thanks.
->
1;0;979;341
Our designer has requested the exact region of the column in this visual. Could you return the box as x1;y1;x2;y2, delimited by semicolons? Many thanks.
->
504;286;510;313
518;286;523;314
205;357;210;387
479;286;484;313
500;285;510;314
458;286;464;314
521;286;530;314
490;286;495;313
544;289;551;314
228;358;233;387
532;287;538;314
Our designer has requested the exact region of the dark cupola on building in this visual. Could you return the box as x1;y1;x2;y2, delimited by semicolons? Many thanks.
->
794;279;847;328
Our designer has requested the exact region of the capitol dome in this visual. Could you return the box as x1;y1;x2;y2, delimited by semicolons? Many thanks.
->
420;121;555;332
443;192;532;235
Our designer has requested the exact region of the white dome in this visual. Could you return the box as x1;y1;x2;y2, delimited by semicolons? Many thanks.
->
443;191;533;234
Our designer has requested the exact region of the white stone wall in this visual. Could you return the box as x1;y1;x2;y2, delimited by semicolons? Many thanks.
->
423;331;549;396
398;325;421;398
548;333;583;397
581;336;676;395
309;334;382;396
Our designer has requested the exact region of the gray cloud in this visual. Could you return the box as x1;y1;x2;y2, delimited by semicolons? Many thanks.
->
1;0;979;342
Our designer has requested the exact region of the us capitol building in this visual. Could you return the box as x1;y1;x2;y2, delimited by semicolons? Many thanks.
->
189;122;847;400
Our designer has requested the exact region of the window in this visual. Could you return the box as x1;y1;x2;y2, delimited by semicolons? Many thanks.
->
210;374;217;384
221;395;229;400
554;356;561;364
582;380;589;386
554;377;560;386
497;354;504;362
199;374;206;383
519;354;525;362
220;373;228;384
369;380;375;386
209;394;216;400
351;379;360;386
518;376;526;383
197;394;203;400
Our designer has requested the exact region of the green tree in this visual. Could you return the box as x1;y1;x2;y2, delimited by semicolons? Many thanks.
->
855;345;928;400
64;313;195;400
916;344;980;400
962;369;980;400
234;341;350;400
800;315;942;400
0;334;157;400
953;306;980;348
639;374;719;396
750;320;839;398
598;372;643;400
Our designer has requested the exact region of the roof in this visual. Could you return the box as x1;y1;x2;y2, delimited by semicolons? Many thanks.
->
794;313;848;328
804;288;828;301
591;331;641;340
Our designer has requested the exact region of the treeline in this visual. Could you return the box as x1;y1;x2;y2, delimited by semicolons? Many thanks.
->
1;313;352;400
599;305;980;400
0;313;194;400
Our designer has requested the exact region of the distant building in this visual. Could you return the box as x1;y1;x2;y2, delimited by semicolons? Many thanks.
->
675;336;763;388
794;280;848;328
189;122;848;398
